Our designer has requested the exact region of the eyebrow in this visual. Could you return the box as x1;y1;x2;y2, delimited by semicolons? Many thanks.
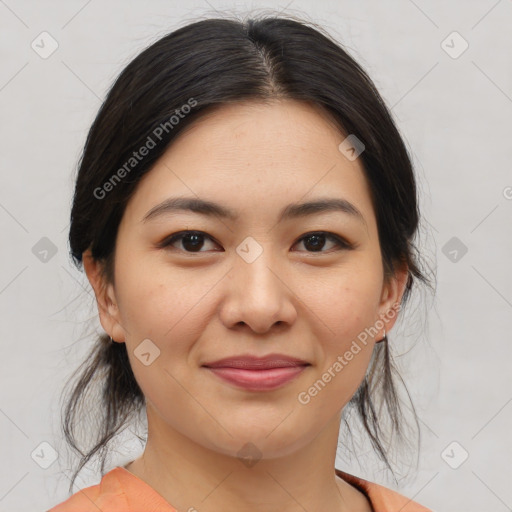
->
142;196;367;227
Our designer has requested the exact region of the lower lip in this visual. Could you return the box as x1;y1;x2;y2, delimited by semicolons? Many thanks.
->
204;366;308;391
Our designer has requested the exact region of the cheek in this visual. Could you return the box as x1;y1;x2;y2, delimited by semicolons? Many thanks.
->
306;267;382;340
116;248;177;319
119;273;210;407
305;269;381;395
307;308;376;412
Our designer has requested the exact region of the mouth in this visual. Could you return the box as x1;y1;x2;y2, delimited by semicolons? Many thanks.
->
202;354;311;391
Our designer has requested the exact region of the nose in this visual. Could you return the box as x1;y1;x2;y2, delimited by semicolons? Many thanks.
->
219;250;297;334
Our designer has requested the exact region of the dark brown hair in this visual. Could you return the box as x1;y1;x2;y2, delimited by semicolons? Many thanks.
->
62;13;434;494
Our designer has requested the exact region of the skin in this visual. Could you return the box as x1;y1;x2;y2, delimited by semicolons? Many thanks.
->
83;99;408;512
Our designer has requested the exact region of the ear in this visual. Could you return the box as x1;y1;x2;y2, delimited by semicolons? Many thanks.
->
82;249;126;343
376;262;409;338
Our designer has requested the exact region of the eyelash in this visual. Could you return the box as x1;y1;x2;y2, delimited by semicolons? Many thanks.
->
158;230;355;254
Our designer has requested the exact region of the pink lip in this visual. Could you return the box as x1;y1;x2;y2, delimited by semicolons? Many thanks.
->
202;354;310;391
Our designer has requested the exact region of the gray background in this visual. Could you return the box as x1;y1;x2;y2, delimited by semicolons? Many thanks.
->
1;1;511;511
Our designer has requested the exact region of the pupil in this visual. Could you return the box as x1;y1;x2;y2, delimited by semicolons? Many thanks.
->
305;234;325;251
183;233;203;251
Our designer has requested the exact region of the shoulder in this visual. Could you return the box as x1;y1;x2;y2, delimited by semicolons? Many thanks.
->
47;467;176;511
47;468;130;512
47;467;175;512
336;469;432;512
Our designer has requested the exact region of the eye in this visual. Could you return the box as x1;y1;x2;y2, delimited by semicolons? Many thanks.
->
292;232;354;253
159;230;354;254
159;231;221;253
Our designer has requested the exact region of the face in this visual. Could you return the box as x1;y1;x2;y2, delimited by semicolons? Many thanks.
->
84;99;407;461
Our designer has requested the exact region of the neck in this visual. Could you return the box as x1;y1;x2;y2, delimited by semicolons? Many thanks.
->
125;407;372;512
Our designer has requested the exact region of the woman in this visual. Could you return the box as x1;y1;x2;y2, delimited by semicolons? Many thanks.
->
49;14;434;512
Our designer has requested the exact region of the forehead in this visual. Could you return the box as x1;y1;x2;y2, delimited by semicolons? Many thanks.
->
121;99;376;230
174;99;345;152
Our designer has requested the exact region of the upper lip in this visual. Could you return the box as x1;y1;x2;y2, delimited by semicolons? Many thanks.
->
202;354;310;370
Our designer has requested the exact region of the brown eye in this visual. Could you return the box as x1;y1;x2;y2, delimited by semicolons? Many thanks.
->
292;232;353;253
159;230;353;254
160;231;220;253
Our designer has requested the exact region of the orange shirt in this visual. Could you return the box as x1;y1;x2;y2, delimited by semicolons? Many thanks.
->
48;466;432;512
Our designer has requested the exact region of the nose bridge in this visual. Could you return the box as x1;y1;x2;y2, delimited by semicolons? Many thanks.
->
221;237;296;332
235;240;282;304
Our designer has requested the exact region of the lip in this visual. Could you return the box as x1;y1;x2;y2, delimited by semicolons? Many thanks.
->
203;354;310;369
202;354;310;391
